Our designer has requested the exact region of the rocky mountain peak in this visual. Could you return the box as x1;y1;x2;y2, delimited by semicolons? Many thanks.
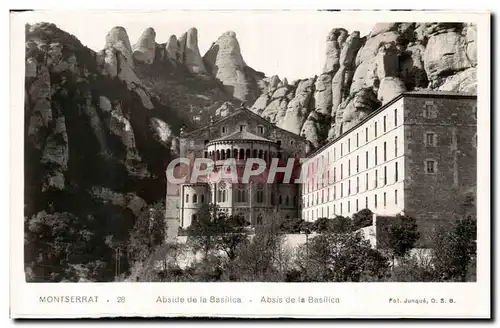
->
203;30;264;103
249;22;477;148
105;26;133;66
132;27;156;64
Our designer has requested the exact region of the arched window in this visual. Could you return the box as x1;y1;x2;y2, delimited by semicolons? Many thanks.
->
193;194;198;203
185;194;189;203
239;149;244;160
258;150;263;159
216;150;220;160
245;149;250;159
201;194;205;203
221;126;227;134
191;214;197;223
226;149;231;159
253;149;258;158
257;214;263;225
258;125;265;134
233;149;238;158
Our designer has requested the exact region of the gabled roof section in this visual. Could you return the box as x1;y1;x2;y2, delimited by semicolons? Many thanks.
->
210;130;275;143
182;106;307;141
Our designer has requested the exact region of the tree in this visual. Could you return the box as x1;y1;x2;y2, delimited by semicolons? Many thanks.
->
312;217;331;233
127;202;167;263
352;208;373;230
387;214;420;260
432;216;477;281
215;214;251;261
225;222;289;282
295;231;389;282
279;217;305;234
25;211;101;282
330;216;353;233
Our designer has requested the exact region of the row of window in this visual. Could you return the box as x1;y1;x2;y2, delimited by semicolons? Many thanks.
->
306;136;400;192
204;148;283;161
221;124;265;134
315;108;400;165
184;191;298;206
303;161;400;207
304;189;399;220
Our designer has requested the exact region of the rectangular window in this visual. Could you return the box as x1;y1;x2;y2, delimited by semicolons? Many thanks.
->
374;170;378;188
341;164;343;179
348;201;351;213
356;176;360;193
374;194;378;208
341;144;343;157
365;127;369;142
334;204;336;215
395;189;398;205
356;155;359;173
374;147;378;165
426;133;436;146
365;173;369;190
395;162;399;182
334;167;336;182
348;139;351;152
374;122;378;137
334;186;336;200
384;142;387;161
341;183;344;197
334;147;336;160
340;203;343;215
365;196;368;209
348;160;351;176
426;160;436;173
348;180;351;195
356;199;359;212
383;115;387;133
384;192;387;208
356;133;359;148
395;136;398;157
365;151;369;168
394;108;398;126
384;166;387;185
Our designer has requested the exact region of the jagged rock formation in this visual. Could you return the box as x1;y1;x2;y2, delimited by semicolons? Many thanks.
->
203;31;266;103
24;23;183;281
251;22;477;148
132;27;156;64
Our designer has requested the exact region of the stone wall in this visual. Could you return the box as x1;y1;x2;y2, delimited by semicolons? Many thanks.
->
403;95;477;238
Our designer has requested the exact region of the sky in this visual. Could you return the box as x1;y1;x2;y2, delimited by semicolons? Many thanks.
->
23;10;374;81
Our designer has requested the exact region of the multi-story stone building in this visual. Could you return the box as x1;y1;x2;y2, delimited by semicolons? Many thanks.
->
170;105;309;229
301;91;477;227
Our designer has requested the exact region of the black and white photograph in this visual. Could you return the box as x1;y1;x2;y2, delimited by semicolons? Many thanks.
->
9;8;491;319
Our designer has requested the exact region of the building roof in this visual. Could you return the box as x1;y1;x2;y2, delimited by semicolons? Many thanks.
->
209;130;275;143
402;90;477;98
305;90;477;159
182;106;307;142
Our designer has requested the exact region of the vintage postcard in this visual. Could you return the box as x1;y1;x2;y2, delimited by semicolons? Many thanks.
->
10;9;491;319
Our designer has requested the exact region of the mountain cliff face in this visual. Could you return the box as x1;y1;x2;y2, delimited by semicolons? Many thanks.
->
251;22;477;147
23;21;477;281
